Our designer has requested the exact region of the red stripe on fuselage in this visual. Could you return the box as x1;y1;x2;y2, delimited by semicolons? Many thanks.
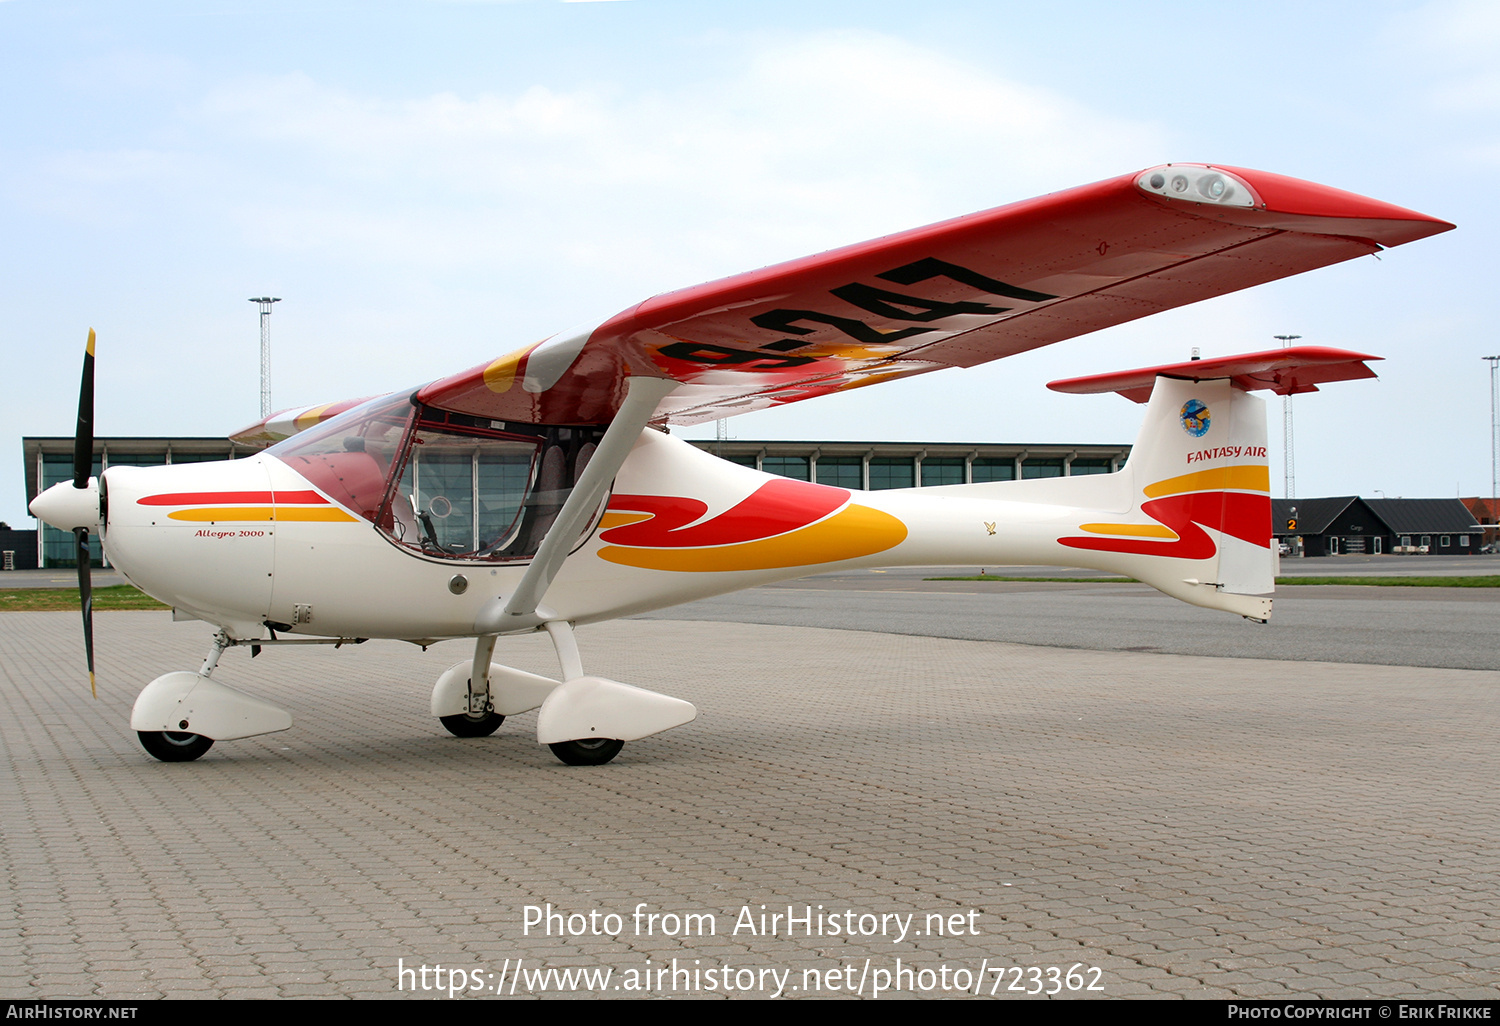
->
1059;491;1271;558
137;491;329;506
604;478;849;547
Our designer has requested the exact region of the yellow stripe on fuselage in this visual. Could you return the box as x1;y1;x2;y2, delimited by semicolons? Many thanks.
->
167;507;357;523
597;511;653;530
1078;522;1178;538
1143;465;1270;499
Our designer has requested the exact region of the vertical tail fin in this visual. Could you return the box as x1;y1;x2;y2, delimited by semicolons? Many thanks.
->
1058;376;1274;618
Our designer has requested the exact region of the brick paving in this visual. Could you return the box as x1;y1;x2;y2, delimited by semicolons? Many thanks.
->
1;610;1496;999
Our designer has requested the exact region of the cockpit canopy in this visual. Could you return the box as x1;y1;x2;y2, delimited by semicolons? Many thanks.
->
265;392;605;562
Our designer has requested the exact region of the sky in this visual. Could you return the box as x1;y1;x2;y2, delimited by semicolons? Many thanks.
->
4;0;1498;525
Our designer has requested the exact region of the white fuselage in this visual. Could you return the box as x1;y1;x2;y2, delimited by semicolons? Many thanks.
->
96;376;1276;644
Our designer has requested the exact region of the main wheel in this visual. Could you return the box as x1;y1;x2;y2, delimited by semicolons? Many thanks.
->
440;711;505;738
548;737;624;766
138;730;214;762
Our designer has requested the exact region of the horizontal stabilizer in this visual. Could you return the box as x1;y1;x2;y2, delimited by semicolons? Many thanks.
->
1047;346;1381;403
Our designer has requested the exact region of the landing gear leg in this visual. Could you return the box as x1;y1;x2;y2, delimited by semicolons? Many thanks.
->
440;634;506;738
135;631;230;763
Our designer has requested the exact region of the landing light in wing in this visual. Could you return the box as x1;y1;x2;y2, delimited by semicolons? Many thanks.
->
1138;165;1257;208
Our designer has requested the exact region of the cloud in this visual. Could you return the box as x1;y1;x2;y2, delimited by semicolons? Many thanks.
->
183;30;1170;296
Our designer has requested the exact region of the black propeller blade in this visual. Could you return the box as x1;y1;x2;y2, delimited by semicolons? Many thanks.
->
74;329;95;489
76;526;95;698
74;329;97;698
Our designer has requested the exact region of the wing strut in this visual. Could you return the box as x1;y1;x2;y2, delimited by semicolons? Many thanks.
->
479;374;679;633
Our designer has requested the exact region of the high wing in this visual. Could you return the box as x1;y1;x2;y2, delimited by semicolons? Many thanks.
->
416;163;1450;427
231;163;1451;443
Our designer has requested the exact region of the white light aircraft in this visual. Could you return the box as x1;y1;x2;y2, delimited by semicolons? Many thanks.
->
30;164;1452;765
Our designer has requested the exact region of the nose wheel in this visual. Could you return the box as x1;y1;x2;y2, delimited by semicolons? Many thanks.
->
137;730;214;762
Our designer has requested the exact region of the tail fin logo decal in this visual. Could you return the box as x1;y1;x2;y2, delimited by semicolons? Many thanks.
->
1180;399;1211;437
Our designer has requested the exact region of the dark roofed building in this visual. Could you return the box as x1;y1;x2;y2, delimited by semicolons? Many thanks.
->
1365;499;1483;535
1273;497;1385;557
1273;497;1481;557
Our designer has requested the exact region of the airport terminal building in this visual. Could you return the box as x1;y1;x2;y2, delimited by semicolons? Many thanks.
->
20;435;1131;568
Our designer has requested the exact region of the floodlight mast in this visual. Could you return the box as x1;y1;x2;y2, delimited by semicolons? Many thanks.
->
1274;335;1302;498
249;297;281;419
1487;355;1500;547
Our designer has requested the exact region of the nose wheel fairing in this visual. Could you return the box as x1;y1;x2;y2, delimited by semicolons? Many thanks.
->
129;671;293;743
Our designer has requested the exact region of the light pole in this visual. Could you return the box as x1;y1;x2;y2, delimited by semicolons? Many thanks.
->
1274;334;1301;498
249;297;281;419
1486;355;1500;547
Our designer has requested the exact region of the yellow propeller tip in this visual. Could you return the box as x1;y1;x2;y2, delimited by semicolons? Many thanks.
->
86;328;96;357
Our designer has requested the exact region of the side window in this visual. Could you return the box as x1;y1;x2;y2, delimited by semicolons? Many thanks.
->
387;428;538;557
379;410;603;562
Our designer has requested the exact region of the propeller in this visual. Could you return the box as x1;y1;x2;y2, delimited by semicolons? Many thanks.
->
28;329;105;696
73;329;97;698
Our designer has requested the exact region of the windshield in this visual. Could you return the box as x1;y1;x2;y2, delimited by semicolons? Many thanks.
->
266;392;414;522
268;394;606;562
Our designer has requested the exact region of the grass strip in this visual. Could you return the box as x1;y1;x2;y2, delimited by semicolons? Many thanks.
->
925;575;1500;587
1274;576;1500;588
0;585;169;611
925;576;1134;583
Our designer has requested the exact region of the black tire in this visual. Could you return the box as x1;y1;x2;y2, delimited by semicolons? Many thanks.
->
548;737;624;766
138;730;214;762
440;711;506;738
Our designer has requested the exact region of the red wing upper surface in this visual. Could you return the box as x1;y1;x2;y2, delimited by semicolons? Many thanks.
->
246;164;1451;438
